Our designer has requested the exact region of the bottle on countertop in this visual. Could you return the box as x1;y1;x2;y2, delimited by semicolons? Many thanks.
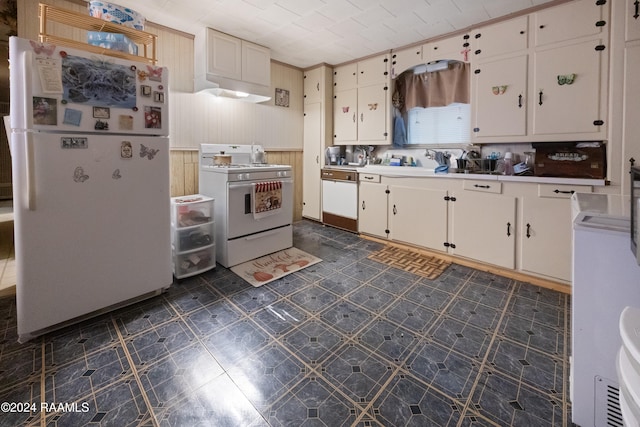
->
503;152;514;176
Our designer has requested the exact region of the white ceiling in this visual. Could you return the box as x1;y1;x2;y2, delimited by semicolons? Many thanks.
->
103;0;558;68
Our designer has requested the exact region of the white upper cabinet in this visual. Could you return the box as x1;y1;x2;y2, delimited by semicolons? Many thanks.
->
533;0;605;46
333;63;358;91
304;67;324;105
333;53;391;145
422;34;470;63
333;88;358;143
472;16;529;60
391;34;470;78
195;28;271;95
532;39;605;136
241;41;270;87
626;0;640;42
390;45;422;79
356;55;390;86
357;84;388;143
206;29;242;80
473;54;528;138
472;0;609;143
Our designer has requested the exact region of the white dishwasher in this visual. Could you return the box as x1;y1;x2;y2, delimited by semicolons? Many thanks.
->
321;168;358;232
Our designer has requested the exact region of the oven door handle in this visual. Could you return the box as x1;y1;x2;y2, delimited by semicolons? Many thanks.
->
228;178;293;190
244;228;282;240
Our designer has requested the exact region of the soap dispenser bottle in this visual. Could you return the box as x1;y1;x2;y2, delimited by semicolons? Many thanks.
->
503;152;514;176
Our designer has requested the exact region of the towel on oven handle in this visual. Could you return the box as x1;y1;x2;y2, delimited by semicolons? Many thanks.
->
252;181;283;220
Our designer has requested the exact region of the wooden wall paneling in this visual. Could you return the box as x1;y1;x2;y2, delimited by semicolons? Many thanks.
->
264;150;303;221
170;151;186;196
170;149;302;220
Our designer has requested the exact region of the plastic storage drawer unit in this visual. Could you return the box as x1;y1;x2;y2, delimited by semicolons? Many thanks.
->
170;195;215;278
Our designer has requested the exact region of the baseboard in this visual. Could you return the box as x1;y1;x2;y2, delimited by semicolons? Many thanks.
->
360;234;571;295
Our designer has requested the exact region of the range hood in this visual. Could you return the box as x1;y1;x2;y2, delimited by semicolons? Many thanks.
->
195;28;272;103
194;75;271;103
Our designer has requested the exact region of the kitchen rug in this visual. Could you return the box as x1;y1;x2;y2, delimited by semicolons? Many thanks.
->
368;245;451;280
231;247;322;287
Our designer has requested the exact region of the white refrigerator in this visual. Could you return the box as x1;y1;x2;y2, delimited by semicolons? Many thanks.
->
8;36;172;342
570;193;640;427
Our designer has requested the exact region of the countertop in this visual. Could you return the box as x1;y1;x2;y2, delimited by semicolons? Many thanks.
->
348;165;607;186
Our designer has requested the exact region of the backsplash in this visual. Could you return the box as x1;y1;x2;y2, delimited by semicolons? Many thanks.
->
370;143;539;168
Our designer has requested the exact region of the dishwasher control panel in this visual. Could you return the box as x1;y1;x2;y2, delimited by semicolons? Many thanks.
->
321;168;358;182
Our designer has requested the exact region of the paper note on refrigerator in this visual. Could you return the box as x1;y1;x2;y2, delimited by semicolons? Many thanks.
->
35;58;63;93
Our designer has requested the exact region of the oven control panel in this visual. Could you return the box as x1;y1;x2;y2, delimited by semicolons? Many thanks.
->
227;168;292;182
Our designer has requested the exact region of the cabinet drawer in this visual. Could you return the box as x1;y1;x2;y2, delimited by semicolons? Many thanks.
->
359;173;381;183
463;180;502;194
174;245;215;278
173;222;215;253
537;183;592;199
172;196;214;228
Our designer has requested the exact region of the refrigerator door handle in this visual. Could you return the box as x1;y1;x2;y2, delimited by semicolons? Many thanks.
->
25;132;36;210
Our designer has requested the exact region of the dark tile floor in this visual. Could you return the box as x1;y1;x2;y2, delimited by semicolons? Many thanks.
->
0;220;571;426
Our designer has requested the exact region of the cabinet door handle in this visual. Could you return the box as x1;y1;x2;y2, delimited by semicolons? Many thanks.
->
362;201;366;210
474;184;490;189
635;0;639;19
506;222;511;237
352;113;356;123
316;83;320;91
538;90;544;106
553;189;575;194
316;155;319;164
526;223;531;238
360;113;364;122
518;94;523;108
393;204;397;215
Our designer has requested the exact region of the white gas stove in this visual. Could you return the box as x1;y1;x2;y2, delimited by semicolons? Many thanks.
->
198;144;293;267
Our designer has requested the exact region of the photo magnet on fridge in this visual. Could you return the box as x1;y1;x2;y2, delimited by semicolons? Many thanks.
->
61;137;87;149
93;106;110;119
62;108;82;126
144;106;162;129
118;115;134;131
121;141;132;159
33;97;57;125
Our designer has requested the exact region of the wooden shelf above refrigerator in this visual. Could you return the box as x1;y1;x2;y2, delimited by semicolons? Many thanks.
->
38;3;157;65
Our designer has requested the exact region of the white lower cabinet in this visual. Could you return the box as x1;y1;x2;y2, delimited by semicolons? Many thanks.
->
388;185;448;251
520;184;592;282
450;190;516;269
358;180;388;239
357;174;583;284
520;197;572;281
358;178;448;251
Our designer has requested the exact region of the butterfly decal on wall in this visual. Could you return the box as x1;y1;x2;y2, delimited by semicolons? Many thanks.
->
112;169;122;179
342;106;349;113
140;144;159;160
73;166;89;183
368;103;378;111
29;41;56;57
